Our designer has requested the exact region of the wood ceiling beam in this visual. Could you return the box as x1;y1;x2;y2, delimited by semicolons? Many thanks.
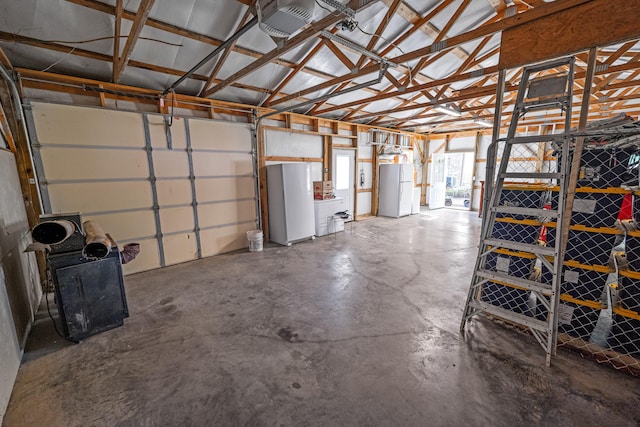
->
274;0;585;114
323;39;356;71
487;0;507;14
112;0;122;82
433;0;471;44
0;46;12;70
383;0;470;60
112;0;155;83
604;40;638;66
0;32;277;97
204;0;376;97
199;5;254;97
376;0;455;60
350;59;640;122
261;38;326;106
354;0;402;69
64;0;360;93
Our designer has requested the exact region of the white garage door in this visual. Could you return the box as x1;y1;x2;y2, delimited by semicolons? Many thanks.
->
26;102;257;275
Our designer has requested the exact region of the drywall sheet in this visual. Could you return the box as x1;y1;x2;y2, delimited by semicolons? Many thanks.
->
357;192;372;216
264;129;323;158
29;103;257;274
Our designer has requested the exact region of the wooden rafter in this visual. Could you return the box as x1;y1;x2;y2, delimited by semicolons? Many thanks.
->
261;38;326;106
0;31;277;97
112;0;155;83
199;5;254;97
323;39;355;71
204;0;375;98
0;46;12;70
112;0;122;82
271;0;573;113
354;0;402;69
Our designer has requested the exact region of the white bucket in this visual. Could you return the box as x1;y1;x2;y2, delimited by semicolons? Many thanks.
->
247;230;263;252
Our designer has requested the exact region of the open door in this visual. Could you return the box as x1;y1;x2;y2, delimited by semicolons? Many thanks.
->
333;149;355;220
429;151;446;209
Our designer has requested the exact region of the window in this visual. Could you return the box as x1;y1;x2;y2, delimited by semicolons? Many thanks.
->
335;155;350;190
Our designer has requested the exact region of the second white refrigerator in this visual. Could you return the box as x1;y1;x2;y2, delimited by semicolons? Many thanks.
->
378;164;414;218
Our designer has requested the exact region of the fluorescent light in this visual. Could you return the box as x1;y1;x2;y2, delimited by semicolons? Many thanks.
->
474;119;493;128
433;104;462;117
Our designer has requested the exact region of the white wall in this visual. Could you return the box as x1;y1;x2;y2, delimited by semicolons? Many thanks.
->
0;149;41;423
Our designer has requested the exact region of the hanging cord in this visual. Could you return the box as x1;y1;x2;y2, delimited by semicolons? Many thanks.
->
167;88;175;127
45;289;65;339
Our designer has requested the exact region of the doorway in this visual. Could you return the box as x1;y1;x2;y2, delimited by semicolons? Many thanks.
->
429;151;446;210
444;152;474;210
333;148;355;220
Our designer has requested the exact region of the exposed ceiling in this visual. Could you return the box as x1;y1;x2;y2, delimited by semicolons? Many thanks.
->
1;0;640;134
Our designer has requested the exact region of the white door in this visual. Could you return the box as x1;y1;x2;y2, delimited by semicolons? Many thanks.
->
333;149;355;220
429;151;446;209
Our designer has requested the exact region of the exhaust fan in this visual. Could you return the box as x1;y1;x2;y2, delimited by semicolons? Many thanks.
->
257;0;315;38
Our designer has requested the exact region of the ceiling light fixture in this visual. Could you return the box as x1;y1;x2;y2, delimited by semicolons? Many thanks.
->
473;119;493;128
433;104;462;117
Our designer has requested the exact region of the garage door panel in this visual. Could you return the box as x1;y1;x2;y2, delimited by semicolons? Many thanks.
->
192;152;253;176
159;206;194;234
41;148;148;180
148;115;187;150
198;200;255;228
152;151;189;178
156;180;193;206
163;233;198;266
189;119;251;151
195;177;254;202
200;223;254;258
121;238;161;275
48;181;151;214
32;103;145;148
84;211;156;242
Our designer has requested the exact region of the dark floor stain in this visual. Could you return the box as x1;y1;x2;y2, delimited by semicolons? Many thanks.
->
292;382;301;389
248;296;256;300
159;297;174;305
228;313;236;317
158;304;177;315
277;327;299;343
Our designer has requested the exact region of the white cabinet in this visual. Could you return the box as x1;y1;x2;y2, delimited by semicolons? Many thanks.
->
314;197;345;237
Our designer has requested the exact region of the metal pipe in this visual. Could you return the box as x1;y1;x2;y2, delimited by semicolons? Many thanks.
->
82;220;112;259
162;16;259;96
0;63;43;210
32;220;76;245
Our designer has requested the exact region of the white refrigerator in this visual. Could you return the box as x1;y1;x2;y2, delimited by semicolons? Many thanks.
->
267;163;316;246
378;164;414;218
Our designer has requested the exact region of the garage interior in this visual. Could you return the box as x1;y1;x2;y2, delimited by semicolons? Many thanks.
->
1;0;640;425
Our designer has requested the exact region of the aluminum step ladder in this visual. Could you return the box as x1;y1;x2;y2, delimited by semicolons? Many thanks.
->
460;57;576;366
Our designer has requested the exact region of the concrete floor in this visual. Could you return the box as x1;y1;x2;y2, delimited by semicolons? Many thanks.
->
4;209;640;426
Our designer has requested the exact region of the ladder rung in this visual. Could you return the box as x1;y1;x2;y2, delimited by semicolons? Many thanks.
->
518;97;569;110
491;206;558;217
507;135;565;144
484;238;555;256
526;56;574;72
475;269;554;295
468;300;549;332
500;172;561;180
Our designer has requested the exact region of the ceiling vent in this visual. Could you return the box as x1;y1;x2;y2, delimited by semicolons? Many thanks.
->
257;0;315;38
